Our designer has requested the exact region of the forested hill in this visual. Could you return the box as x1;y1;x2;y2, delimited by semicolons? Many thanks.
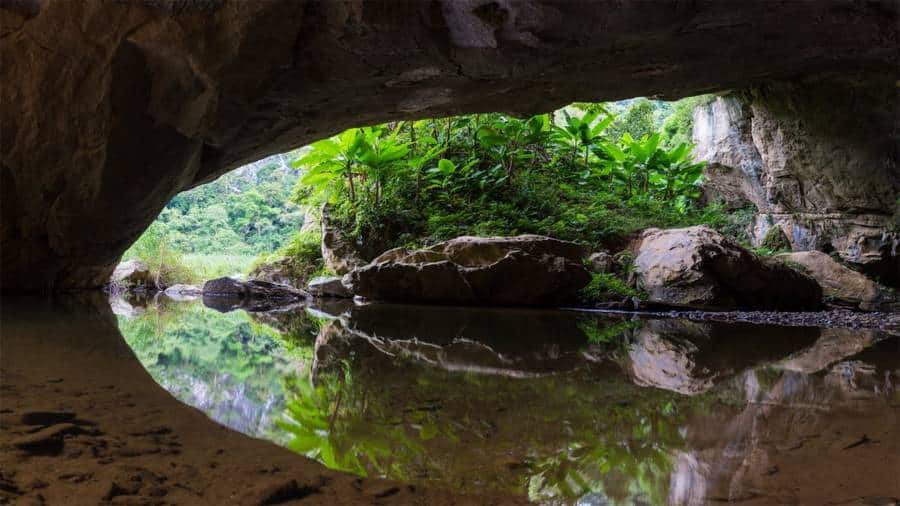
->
153;151;305;256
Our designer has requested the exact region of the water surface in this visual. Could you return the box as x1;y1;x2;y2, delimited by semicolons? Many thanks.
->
115;296;900;505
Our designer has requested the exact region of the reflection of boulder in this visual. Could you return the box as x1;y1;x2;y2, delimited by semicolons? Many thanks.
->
776;328;879;374
345;235;590;306
202;295;304;314
628;326;717;395
307;298;355;318
313;303;630;378
625;319;819;395
109;295;146;319
634;226;822;310
824;361;884;397
668;452;709;506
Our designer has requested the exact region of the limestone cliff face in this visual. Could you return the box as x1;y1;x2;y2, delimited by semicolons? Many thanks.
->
2;1;899;292
693;79;899;284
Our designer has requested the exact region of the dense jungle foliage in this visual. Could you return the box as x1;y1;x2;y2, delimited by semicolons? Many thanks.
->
122;154;305;283
124;96;730;286
292;98;718;254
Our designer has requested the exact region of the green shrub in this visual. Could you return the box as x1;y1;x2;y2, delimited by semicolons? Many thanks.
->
578;273;646;306
122;222;197;286
759;226;791;252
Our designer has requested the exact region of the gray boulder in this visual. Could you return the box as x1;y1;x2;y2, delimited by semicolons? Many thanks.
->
203;277;306;300
307;276;352;298
634;225;822;310
110;260;157;289
775;250;899;311
163;283;202;301
345;235;590;306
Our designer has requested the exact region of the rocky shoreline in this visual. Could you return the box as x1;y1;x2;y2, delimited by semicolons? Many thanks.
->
571;307;900;332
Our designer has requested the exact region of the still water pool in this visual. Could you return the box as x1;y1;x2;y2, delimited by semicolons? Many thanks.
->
116;296;899;505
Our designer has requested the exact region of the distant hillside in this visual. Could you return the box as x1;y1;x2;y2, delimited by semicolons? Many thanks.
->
155;151;306;256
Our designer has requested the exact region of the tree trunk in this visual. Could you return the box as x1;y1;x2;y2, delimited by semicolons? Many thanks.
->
346;160;356;202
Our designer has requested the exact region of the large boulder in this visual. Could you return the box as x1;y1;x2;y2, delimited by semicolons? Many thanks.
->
248;256;309;288
634;226;822;310
345;235;590;306
110;260;157;290
320;204;366;275
775;251;899;311
586;251;613;273
202;277;306;300
307;276;352;298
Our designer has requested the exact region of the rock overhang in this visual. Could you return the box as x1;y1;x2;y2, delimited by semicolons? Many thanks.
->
1;0;898;292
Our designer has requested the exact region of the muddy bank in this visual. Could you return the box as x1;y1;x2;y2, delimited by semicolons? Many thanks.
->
573;307;900;332
0;296;525;505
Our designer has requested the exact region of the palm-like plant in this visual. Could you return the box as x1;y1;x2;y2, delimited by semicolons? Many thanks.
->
551;108;615;170
356;126;409;204
293;128;367;203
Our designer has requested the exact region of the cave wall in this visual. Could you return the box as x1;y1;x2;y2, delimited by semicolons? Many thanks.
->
693;77;899;284
2;0;898;293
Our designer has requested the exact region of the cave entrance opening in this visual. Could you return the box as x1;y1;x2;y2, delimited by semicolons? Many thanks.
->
118;96;719;293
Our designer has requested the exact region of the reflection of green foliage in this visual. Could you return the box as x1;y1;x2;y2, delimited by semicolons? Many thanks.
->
577;318;638;345
278;364;425;479
118;301;314;441
526;390;685;505
277;343;700;504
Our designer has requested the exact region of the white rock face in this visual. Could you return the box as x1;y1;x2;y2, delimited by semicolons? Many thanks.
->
693;96;768;210
692;85;899;284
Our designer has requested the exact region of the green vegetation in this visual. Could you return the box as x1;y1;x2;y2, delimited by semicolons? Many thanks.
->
291;98;718;257
124;96;748;295
758;225;791;253
122;222;196;286
578;273;646;306
122;154;305;284
160;156;303;255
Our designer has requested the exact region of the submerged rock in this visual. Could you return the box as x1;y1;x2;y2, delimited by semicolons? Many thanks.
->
306;276;352;298
345;235;590;306
775;250;899;311
634;225;822;310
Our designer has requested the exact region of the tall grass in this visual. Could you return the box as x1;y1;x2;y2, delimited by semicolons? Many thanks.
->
122;223;196;286
123;223;255;286
182;253;255;281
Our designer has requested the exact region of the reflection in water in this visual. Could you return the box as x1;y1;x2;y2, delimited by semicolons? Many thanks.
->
115;297;900;505
117;300;310;443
